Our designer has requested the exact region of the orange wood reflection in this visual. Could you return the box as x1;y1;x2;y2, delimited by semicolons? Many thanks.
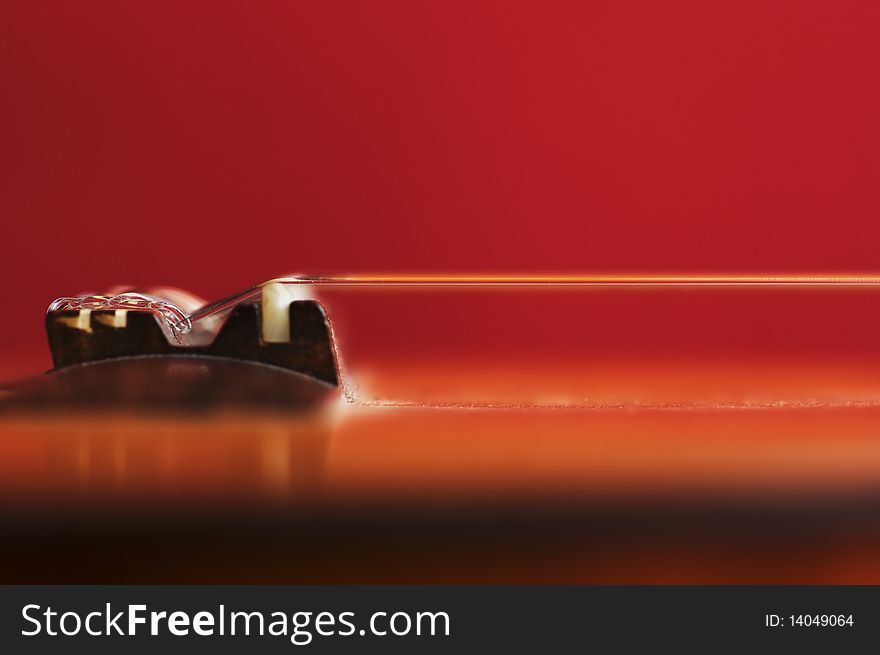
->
3;358;880;583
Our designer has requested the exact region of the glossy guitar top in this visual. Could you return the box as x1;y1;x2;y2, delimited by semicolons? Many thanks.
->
3;279;880;583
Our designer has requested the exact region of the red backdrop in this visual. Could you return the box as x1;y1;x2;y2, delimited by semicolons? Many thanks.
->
3;1;880;374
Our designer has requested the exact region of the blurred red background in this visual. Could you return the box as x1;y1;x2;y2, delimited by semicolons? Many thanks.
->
3;1;880;374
